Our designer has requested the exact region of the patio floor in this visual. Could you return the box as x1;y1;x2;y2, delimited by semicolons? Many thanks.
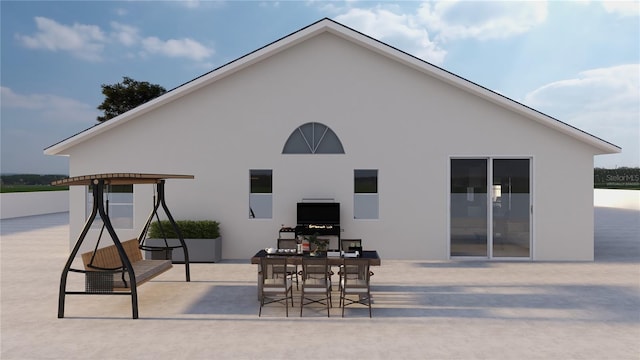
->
1;207;639;359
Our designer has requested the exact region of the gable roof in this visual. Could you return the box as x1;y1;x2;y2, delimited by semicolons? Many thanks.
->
45;18;620;156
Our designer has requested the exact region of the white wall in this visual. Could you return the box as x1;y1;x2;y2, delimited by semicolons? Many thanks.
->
0;191;69;219
59;32;607;260
594;189;640;210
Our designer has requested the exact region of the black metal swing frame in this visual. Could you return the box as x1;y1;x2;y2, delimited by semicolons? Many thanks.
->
55;173;193;319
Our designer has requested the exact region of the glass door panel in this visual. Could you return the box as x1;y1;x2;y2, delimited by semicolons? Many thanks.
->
492;159;530;257
450;159;488;256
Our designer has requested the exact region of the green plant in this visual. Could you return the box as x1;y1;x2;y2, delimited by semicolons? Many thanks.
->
148;220;220;239
305;232;328;252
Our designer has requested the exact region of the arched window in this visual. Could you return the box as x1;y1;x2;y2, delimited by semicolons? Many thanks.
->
282;122;345;154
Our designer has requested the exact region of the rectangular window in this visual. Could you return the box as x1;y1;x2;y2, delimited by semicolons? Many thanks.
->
354;169;378;219
250;169;272;219
86;184;134;229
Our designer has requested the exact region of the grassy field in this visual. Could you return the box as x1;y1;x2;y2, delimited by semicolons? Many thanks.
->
1;174;68;193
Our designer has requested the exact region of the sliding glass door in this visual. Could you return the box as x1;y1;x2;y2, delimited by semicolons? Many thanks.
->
450;158;531;259
492;159;530;257
450;159;488;256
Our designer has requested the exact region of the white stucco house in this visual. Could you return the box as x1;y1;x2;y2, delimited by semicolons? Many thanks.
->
45;18;620;261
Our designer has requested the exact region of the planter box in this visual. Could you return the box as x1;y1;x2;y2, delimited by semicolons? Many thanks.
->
144;238;221;263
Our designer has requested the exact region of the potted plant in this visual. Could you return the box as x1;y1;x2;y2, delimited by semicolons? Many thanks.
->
145;220;221;263
305;232;328;256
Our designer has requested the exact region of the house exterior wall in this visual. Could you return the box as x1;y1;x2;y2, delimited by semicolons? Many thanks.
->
64;32;601;260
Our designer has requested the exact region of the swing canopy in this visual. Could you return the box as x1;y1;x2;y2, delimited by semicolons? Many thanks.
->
52;173;194;186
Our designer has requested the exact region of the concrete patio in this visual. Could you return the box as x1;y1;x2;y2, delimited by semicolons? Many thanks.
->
1;206;639;359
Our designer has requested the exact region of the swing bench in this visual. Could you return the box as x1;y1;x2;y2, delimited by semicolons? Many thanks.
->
81;238;172;291
55;173;194;319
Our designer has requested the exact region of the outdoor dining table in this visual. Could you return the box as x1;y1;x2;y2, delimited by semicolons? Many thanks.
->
250;250;381;266
251;250;381;301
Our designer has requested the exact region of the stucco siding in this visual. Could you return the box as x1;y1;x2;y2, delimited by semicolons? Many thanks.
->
64;32;602;260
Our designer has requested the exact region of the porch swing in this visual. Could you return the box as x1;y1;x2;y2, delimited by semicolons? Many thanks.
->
55;173;194;319
80;185;135;292
138;182;189;262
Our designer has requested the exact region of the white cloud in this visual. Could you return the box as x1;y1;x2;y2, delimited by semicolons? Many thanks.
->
181;0;202;9
15;17;106;61
141;37;214;61
524;64;640;166
1;86;99;124
601;0;640;17
114;7;128;16
417;0;548;41
108;22;215;61
260;1;280;8
331;1;549;64
174;0;227;10
16;17;214;63
525;64;639;118
111;22;140;47
335;7;447;65
110;21;214;61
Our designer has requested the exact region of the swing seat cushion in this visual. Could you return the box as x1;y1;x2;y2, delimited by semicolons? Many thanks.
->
112;259;173;289
82;239;173;290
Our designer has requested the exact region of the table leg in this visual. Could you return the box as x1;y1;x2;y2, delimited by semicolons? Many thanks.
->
257;264;262;301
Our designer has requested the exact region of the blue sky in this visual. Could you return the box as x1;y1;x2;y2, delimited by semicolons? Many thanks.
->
1;0;638;174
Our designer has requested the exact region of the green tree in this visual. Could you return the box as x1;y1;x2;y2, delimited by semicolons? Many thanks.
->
97;76;167;122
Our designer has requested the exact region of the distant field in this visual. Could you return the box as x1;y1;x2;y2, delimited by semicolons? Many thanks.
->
1;174;68;193
594;168;640;190
1;185;68;193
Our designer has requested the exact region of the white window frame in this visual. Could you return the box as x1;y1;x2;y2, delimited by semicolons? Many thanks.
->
447;156;534;260
249;169;273;219
354;169;379;220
